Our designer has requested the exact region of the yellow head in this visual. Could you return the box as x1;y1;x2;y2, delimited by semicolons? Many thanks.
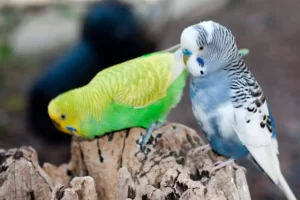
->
47;92;83;137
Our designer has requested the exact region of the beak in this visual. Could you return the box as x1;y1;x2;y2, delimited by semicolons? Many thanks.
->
52;120;61;128
183;55;189;65
51;120;72;135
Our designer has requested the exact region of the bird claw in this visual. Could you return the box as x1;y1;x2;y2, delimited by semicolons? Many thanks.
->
210;159;246;174
196;144;212;153
213;160;224;167
232;162;247;173
136;122;166;154
136;135;149;154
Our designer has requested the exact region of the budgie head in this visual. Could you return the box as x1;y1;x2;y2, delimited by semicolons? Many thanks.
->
48;90;82;136
180;20;239;77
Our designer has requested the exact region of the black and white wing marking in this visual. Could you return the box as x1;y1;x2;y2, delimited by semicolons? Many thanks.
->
230;69;275;147
230;68;282;185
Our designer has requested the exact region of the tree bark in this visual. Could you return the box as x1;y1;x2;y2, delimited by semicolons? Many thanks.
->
0;123;251;200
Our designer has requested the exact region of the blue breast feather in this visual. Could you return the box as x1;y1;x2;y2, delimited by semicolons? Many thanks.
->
190;72;277;160
208;117;249;159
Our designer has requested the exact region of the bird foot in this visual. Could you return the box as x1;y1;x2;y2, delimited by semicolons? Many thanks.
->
210;159;247;174
136;136;149;154
196;144;211;153
232;162;247;173
137;122;166;154
212;160;224;167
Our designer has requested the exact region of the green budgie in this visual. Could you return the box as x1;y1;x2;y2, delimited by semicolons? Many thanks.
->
48;43;249;152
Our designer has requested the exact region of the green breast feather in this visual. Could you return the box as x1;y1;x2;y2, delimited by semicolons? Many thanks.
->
80;70;188;138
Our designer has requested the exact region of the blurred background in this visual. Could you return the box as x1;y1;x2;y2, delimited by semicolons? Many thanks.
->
0;0;299;199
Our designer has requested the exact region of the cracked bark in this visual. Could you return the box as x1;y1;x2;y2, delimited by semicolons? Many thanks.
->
0;123;251;200
0;146;98;200
0;146;53;200
69;123;251;200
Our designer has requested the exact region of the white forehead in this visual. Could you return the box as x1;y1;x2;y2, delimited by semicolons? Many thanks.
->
199;20;216;43
180;25;199;51
180;20;219;49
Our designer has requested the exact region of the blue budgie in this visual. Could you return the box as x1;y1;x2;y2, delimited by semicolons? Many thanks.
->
180;20;297;200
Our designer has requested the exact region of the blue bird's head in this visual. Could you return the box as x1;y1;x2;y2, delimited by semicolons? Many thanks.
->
180;20;240;77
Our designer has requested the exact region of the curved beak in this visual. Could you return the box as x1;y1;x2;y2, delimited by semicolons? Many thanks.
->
52;120;61;129
183;55;189;65
51;119;72;135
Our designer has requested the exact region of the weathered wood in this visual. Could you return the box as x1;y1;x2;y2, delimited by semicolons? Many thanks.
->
0;123;251;200
69;123;251;200
51;176;98;200
0;146;53;200
43;163;71;186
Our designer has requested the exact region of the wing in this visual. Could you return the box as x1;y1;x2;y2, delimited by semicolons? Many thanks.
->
230;68;281;183
231;71;274;147
114;53;173;108
98;47;185;108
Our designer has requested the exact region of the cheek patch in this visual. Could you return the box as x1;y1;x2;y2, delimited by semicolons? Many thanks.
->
196;57;205;67
66;126;76;132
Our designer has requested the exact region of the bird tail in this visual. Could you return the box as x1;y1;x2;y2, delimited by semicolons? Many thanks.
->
277;172;297;200
248;144;297;200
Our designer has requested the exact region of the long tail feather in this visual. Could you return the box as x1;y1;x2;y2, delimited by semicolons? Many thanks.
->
248;145;297;200
278;173;297;200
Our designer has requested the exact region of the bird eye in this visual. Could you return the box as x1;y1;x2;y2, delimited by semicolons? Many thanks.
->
182;48;192;56
199;46;204;51
61;114;66;120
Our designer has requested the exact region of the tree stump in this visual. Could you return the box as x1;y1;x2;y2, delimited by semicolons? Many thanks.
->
0;146;53;200
0;123;251;200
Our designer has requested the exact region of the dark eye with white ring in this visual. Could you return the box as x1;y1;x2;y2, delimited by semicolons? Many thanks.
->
199;46;204;51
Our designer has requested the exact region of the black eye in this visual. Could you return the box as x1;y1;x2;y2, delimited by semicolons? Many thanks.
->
199;46;204;51
61;114;66;120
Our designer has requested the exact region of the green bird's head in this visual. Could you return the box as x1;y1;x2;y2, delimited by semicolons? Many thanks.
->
48;91;83;137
